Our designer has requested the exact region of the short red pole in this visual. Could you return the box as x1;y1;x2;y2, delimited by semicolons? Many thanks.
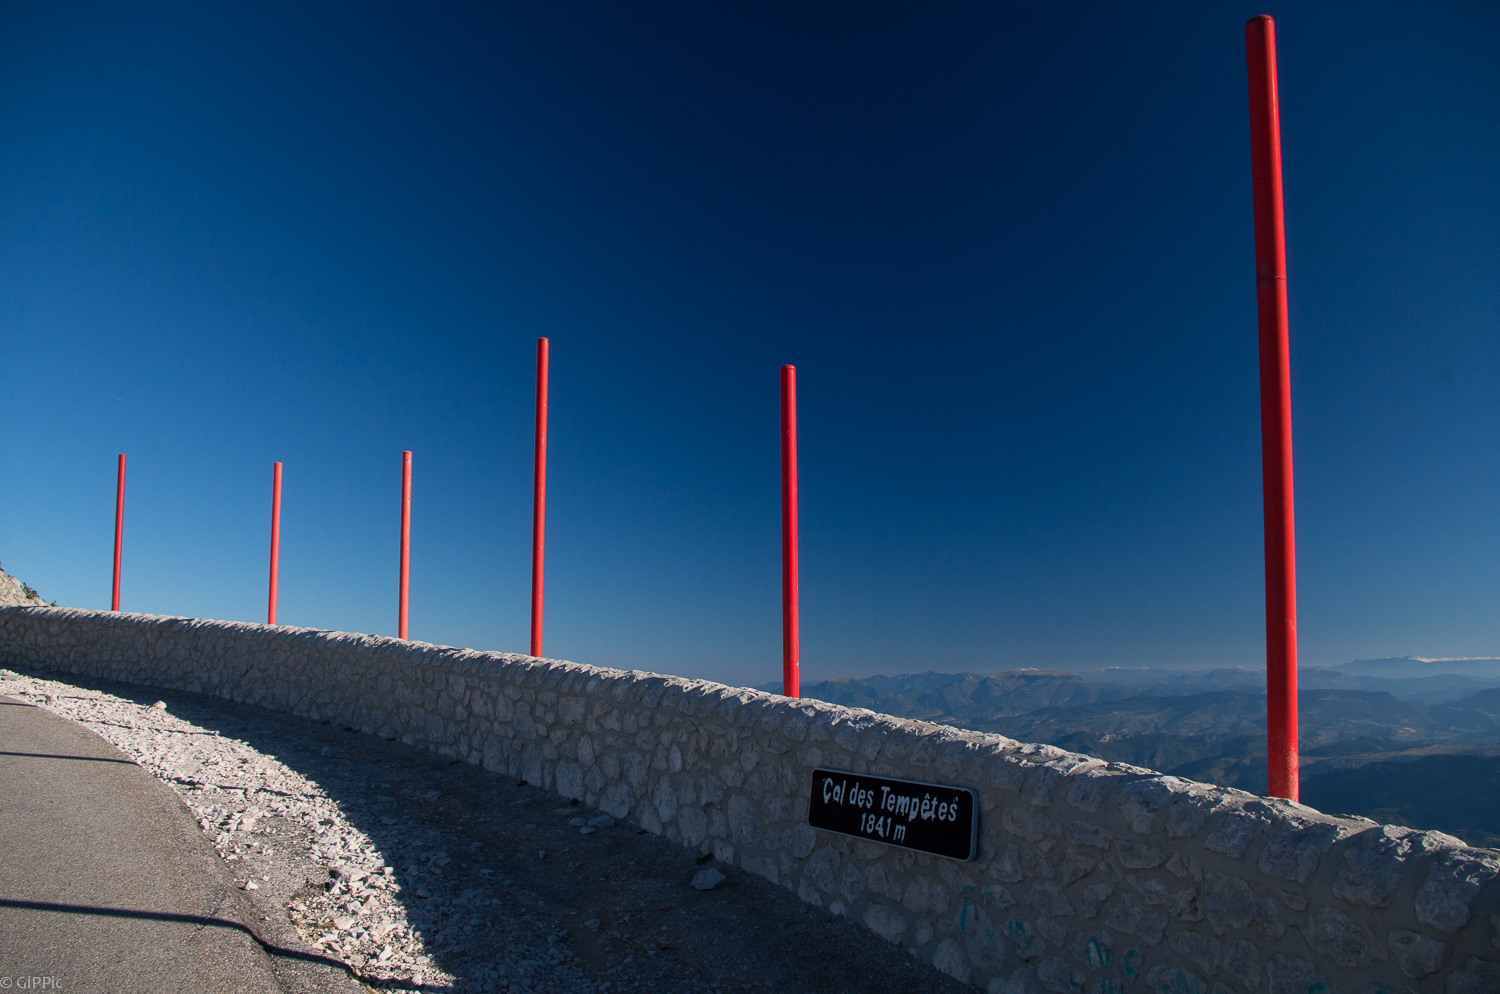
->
530;338;549;658
112;454;126;611
399;450;412;640
1246;15;1299;801
268;462;282;626
780;365;800;698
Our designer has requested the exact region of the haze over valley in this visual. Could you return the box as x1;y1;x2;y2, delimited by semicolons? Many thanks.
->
783;657;1500;849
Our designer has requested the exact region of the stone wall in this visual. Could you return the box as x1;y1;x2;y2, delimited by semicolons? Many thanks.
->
2;606;1498;994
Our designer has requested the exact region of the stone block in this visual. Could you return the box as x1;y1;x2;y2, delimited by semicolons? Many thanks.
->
865;862;902;902
1030;881;1075;917
837;860;866;901
1033;917;1065;949
1103;891;1167;945
1264;954;1322;994
782;823;816;859
1070;929;1111;970
1302;905;1379;969
624;752;649;791
678;806;708;847
990;759;1028;793
1078;882;1112;919
1202;808;1268;859
1023;847;1055;879
1063;821;1111;850
1387;928;1445;978
1059;850;1095;885
1144;965;1205;994
1219;938;1259;993
960;901;1008;972
600;782;634;820
1116;840;1163;869
902;875;950;915
555;760;584;800
992;843;1024;883
1063;769;1121;814
1417;850;1500;932
1168;929;1220;975
1204;873;1278;937
798;845;837;894
1257;821;1344;883
1036;956;1081;994
863;902;906;943
933;938;972;984
651;775;678;823
1023;767;1062;807
1120;777;1178;834
1446;956;1500;994
1166;887;1202;922
1004;806;1050;842
1002;919;1042;960
987;967;1039;994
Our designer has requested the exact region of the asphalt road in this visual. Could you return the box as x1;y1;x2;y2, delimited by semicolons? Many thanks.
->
0;694;364;994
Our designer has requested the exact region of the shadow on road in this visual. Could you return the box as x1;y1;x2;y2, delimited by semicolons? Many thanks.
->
0;898;349;971
6;666;969;994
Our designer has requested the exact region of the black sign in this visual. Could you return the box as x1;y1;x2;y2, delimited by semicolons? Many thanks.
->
807;768;979;861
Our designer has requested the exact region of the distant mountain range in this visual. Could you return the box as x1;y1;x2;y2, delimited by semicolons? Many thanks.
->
1089;657;1500;703
774;663;1500;848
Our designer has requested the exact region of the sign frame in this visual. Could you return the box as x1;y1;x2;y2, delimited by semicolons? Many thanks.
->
807;767;980;862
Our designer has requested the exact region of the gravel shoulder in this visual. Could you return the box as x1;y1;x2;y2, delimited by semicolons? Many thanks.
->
0;666;968;994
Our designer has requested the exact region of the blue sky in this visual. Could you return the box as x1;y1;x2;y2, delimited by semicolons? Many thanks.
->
2;1;1497;686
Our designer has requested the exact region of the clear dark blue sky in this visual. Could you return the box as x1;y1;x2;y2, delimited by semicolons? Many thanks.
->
2;2;1497;686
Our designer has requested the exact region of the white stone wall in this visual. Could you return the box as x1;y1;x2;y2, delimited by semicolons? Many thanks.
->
2;606;1498;994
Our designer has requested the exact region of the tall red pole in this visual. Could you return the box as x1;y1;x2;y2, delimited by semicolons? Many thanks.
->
399;450;412;640
780;365;800;698
111;454;126;611
268;462;282;626
530;338;549;658
1246;15;1299;801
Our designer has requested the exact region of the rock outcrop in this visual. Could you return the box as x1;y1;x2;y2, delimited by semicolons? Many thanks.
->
0;566;47;607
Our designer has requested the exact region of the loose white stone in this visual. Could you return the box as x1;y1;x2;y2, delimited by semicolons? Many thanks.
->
690;867;726;891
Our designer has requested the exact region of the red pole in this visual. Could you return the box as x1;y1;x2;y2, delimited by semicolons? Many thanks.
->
112;454;125;611
399;450;412;640
268;462;282;626
1246;15;1299;801
780;365;800;698
530;338;549;658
